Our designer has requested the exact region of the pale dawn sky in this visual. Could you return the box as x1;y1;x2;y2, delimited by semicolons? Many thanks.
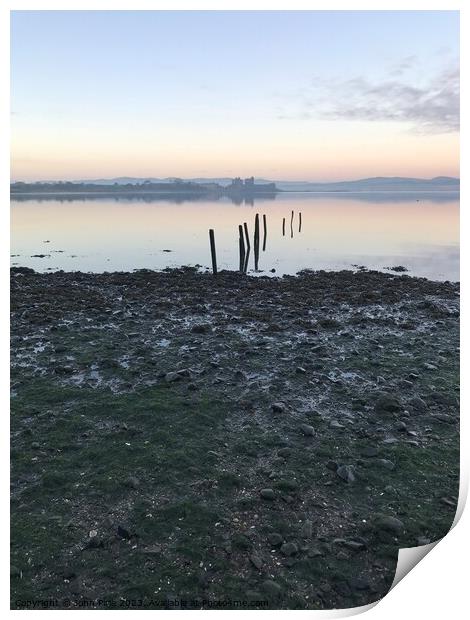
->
10;10;459;182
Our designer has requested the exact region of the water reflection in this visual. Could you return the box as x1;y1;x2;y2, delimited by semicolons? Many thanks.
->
10;192;459;281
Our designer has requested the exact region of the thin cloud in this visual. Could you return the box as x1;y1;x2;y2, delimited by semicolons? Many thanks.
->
282;63;459;134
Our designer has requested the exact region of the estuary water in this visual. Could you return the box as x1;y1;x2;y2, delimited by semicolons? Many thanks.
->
10;191;459;281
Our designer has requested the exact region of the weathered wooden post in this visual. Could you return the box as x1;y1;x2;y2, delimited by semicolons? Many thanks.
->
290;210;294;238
209;229;217;274
254;213;260;271
238;225;246;272
299;211;302;233
282;217;286;236
262;214;267;251
243;247;250;274
243;222;250;250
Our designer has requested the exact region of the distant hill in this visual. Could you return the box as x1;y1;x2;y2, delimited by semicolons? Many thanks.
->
11;176;459;192
273;176;460;192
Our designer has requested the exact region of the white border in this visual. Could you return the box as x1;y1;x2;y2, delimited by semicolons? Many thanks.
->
2;2;466;618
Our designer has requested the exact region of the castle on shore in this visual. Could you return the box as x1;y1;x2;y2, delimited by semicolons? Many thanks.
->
226;176;278;193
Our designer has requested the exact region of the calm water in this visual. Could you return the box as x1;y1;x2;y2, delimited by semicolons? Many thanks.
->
10;192;459;281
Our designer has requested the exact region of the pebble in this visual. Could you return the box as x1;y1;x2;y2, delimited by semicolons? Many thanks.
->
280;541;298;556
330;420;345;429
249;553;263;570
336;464;356;483
344;540;366;552
260;488;275;501
374;515;404;534
271;402;286;414
300;520;313;538
409;397;427;411
375;459;395;470
262;580;281;597
268;533;283;547
117;525;132;539
300;423;315;436
360;446;379;458
326;460;339;471
395;421;408;432
125;476;140;489
296;366;306;374
375;392;403;414
164;371;181;383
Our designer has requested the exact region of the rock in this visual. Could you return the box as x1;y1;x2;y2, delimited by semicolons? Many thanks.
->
187;382;199;391
308;547;323;558
268;533;283;547
300;520;313;538
433;414;456;424
280;541;298;556
281;494;295;504
336;464;356;483
330;420;345;429
249;553;264;570
395;421;408;432
117;525;132;539
326;460;339;471
262;580;282;598
164;371;181;383
31;441;40;449
300;423;315;436
344;540;366;552
296;366;306;374
191;324;211;334
417;537;431;546
276;478;299;492
176;368;191;377
11;565;21;578
349;576;370;590
143;544;162;554
277;447;292;459
423;363;438;370
125;476;140;489
409;397;427;411
374;515;405;534
260;488;275;501
319;318;340;328
271;402;286;414
375;392;402;414
233;370;246;381
440;497;456;508
375;459;395;470
360;446;379;458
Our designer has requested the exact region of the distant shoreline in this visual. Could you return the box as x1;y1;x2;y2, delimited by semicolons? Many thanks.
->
10;189;459;196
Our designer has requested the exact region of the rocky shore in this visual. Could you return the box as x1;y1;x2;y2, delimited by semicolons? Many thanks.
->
10;266;460;609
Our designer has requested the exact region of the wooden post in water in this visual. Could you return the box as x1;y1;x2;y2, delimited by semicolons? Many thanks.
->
238;225;246;272
282;217;286;236
254;213;260;271
243;222;251;250
299;212;302;233
262;214;267;251
209;229;217;274
290;210;294;238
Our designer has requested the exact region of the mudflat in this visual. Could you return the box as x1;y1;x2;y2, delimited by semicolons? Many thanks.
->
10;267;459;610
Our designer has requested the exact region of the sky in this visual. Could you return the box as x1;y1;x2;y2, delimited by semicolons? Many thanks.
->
10;10;460;182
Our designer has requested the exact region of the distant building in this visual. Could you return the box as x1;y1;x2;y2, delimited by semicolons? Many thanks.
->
226;176;278;193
